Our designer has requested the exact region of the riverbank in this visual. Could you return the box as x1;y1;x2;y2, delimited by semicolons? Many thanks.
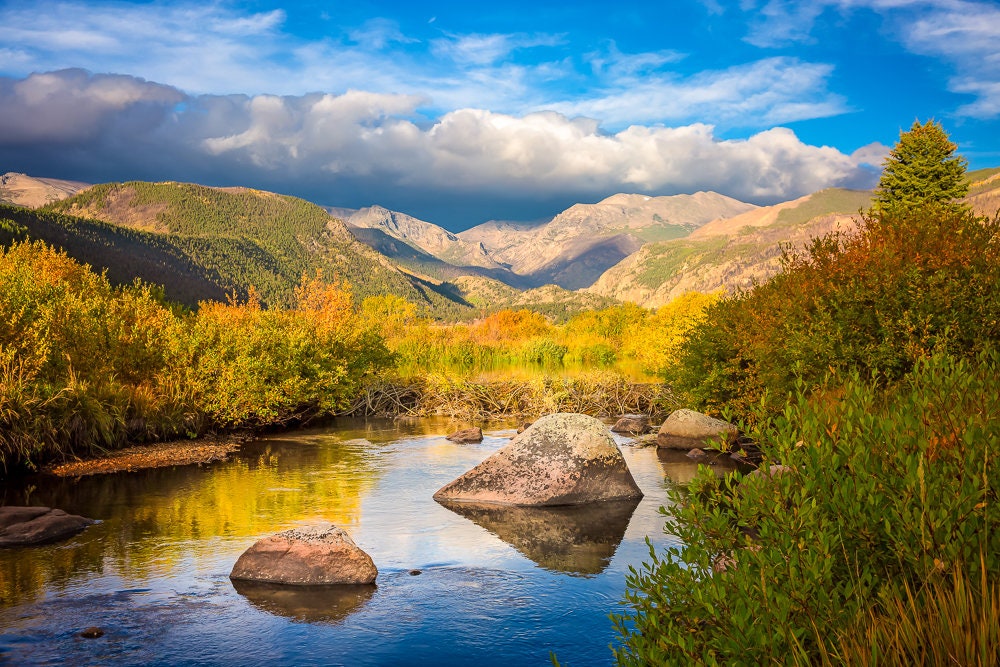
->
42;433;255;477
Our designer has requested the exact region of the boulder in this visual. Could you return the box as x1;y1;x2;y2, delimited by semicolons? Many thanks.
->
446;427;483;444
611;415;650;435
230;525;377;586
657;409;738;450
433;413;643;506
0;506;96;547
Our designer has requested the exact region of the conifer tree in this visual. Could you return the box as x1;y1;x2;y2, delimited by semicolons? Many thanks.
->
874;119;968;213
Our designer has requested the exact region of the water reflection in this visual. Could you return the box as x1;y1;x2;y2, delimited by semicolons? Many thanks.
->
436;498;641;576
231;580;377;624
656;449;744;485
0;429;385;607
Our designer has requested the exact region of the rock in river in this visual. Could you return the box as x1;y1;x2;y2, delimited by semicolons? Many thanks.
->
433;412;643;506
611;415;650;435
446;427;484;443
230;525;377;586
657;409;738;450
0;506;96;547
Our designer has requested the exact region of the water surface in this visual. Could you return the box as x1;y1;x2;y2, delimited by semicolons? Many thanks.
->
0;418;739;666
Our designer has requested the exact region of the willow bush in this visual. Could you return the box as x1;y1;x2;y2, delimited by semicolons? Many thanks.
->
614;351;1000;665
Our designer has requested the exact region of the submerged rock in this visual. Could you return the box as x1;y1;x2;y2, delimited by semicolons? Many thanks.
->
657;409;738;450
611;415;650;435
446;427;484;444
230;525;377;586
0;506;96;547
433;412;643;506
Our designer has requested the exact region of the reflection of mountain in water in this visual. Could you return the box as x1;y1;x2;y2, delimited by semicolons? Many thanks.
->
656;449;745;485
231;580;376;624
437;498;640;576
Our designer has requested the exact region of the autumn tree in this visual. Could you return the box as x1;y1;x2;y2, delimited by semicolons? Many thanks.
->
874;119;968;214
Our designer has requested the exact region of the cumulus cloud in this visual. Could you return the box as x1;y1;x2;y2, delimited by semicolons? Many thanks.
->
0;70;876;226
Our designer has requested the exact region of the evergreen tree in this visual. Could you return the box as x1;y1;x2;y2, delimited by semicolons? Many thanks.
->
874;120;968;214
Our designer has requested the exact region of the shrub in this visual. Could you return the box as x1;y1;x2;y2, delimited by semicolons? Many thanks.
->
670;205;1000;418
614;351;1000;665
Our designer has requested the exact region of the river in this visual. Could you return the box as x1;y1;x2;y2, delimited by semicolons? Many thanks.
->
0;417;739;666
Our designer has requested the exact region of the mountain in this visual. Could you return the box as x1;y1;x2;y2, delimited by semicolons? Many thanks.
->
460;191;757;289
449;276;616;322
967;167;1000;216
588;188;873;308
332;205;532;288
0;172;90;208
16;181;468;313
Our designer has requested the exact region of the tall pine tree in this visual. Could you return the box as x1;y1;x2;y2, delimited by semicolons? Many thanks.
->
874;119;968;214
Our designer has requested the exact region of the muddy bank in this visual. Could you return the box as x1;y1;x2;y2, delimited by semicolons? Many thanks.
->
43;434;254;477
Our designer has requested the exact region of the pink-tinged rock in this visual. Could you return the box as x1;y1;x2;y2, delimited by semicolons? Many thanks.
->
230;525;377;586
433;413;643;506
0;506;96;547
657;409;738;450
446;427;483;443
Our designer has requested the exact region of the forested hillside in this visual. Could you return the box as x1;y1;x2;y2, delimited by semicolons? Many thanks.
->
13;181;468;312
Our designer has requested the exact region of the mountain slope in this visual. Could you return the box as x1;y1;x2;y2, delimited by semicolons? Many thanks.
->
0;172;90;208
339;205;505;270
460;191;756;289
34;181;468;312
589;188;873;307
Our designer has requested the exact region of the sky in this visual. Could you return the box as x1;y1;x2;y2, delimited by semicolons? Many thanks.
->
1;0;999;230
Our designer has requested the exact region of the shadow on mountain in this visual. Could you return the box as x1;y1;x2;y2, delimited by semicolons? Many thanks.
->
530;233;644;290
231;579;377;624
437;498;641;576
348;226;535;289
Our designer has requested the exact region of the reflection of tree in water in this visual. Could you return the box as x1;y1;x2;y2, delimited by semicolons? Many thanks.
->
231;580;376;624
437;498;640;576
0;433;382;607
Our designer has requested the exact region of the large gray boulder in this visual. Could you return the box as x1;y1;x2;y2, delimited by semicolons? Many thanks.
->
433;412;643;506
0;506;96;547
230;525;377;586
657;409;738;450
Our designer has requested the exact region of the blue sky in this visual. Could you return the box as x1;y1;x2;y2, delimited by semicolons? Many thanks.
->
1;0;998;229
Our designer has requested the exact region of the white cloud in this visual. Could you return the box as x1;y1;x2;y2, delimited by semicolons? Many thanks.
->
742;0;1000;118
547;58;848;127
0;70;870;211
0;1;850;130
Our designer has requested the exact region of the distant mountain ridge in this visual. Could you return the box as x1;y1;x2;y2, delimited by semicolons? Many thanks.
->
458;191;757;289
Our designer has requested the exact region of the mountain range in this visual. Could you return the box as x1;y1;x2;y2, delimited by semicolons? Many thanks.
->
2;167;998;317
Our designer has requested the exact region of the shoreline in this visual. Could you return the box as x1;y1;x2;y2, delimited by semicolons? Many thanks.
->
42;432;256;477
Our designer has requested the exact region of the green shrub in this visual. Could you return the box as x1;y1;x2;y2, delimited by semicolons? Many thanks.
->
670;205;1000;419
614;351;1000;665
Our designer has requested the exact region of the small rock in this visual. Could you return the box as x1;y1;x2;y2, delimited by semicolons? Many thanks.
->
686;448;707;460
0;506;96;547
446;427;483;444
611;415;650;435
516;421;533;434
79;627;104;639
230;525;377;586
408;569;422;576
657;409;738;451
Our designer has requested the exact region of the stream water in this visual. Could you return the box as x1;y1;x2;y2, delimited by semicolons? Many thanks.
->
0;418;740;666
